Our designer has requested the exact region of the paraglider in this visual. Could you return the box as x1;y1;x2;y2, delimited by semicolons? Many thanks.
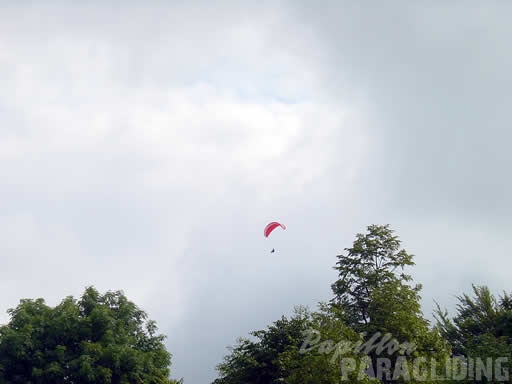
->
264;221;286;253
264;221;286;238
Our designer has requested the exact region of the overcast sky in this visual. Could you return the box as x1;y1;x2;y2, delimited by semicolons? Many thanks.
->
1;2;511;383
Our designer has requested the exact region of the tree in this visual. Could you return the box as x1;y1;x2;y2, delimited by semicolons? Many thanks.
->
213;306;312;384
279;304;378;384
0;286;177;384
436;285;512;355
435;285;512;382
212;305;374;384
331;224;416;328
331;225;450;383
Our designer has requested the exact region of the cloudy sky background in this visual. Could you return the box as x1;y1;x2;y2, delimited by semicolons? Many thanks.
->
1;2;511;382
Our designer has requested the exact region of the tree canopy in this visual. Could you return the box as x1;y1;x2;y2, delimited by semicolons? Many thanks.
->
0;286;177;384
435;285;512;382
213;305;377;384
331;224;417;328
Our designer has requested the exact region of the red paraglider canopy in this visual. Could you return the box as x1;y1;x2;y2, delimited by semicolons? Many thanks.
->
264;221;286;237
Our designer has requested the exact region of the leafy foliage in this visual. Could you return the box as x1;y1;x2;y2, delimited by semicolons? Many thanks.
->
331;224;416;328
0;286;175;384
213;305;377;384
435;285;512;383
331;225;449;382
213;306;313;384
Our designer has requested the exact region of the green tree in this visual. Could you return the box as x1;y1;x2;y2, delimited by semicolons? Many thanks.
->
435;285;512;383
331;224;416;328
280;304;378;384
213;305;374;384
213;306;313;384
331;225;450;383
0;286;177;384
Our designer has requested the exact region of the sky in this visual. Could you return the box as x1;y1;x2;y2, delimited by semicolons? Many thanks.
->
1;2;512;383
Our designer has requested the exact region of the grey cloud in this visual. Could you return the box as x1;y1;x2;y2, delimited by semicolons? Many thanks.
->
283;3;512;221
